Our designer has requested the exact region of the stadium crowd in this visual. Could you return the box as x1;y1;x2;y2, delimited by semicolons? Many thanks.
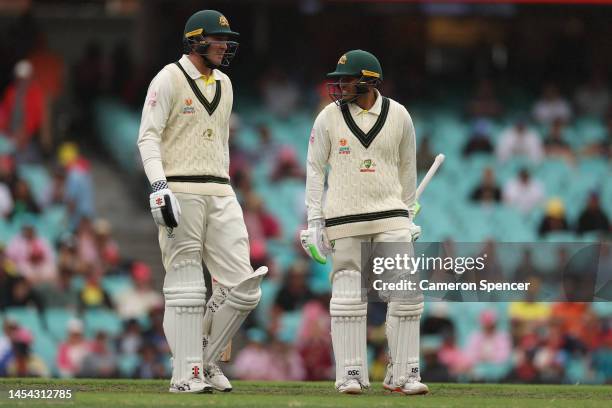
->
0;11;611;384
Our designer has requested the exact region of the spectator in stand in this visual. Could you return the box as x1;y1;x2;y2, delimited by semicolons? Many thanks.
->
574;71;610;117
28;32;65;103
0;318;18;376
58;142;95;230
10;179;41;219
463;119;494;156
467;79;504;119
4;327;49;377
115;262;163;320
133;342;167;379
270;146;305;182
0;60;51;163
78;331;118;378
533;84;572;125
42;167;66;207
57;319;90;378
496;118;543;163
57;234;84;276
2;275;45;313
438;332;470;377
253;124;281;166
274;260;314;312
538;198;570;237
296;298;333;380
6;224;56;284
0;154;16;218
544;118;574;163
93;219;120;273
0;154;18;190
503;168;545;214
143;306;170;355
233;328;274;380
242;192;282;266
39;268;79;310
78;268;114;311
470;167;501;204
463;310;511;374
576;192;610;235
75;217;102;268
117;319;143;355
533;322;566;382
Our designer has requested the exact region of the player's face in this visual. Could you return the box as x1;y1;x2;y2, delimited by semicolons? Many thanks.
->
327;76;360;106
338;76;359;97
204;35;229;66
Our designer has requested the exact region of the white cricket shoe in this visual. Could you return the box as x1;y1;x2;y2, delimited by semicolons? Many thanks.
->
337;379;366;395
169;377;213;394
383;367;429;395
205;363;233;392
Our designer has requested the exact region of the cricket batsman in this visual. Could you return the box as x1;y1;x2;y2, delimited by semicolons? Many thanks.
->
301;50;428;395
137;10;267;393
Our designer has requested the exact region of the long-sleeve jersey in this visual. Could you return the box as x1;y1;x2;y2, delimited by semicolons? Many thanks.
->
137;54;234;196
306;90;417;240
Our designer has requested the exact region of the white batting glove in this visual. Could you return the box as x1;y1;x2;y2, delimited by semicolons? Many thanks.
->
149;181;181;228
300;218;332;264
408;222;421;242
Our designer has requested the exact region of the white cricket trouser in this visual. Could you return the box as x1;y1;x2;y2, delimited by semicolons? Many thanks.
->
158;193;253;288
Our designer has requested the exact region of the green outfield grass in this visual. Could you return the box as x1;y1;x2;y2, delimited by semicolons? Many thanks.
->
1;379;611;408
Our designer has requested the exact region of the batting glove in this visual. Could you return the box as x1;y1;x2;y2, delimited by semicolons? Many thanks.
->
149;181;181;228
408;222;421;242
300;218;332;264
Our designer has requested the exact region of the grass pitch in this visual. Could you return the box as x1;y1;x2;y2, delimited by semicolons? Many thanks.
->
1;378;611;407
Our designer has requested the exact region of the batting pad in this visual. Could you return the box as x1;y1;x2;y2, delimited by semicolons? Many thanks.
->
163;259;207;384
202;266;267;364
330;270;369;387
386;301;423;385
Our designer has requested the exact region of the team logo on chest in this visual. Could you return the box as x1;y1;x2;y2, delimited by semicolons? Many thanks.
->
360;159;376;172
203;128;214;141
182;98;195;115
338;138;351;155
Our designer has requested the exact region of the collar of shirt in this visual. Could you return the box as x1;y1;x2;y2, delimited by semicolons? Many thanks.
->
348;89;382;117
179;54;217;85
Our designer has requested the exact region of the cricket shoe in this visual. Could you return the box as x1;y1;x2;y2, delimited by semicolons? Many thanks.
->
336;379;367;395
383;368;429;395
204;363;232;392
169;377;213;394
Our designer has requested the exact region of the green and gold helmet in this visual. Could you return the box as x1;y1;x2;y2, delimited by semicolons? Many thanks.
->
327;50;383;106
182;10;239;67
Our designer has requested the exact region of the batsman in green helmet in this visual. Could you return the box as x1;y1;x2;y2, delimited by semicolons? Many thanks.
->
182;9;240;68
137;9;267;395
302;50;428;396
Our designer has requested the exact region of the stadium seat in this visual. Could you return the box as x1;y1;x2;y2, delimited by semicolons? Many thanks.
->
118;353;141;378
277;310;303;343
4;307;45;337
83;308;123;338
32;335;58;377
102;275;135;302
44;308;77;342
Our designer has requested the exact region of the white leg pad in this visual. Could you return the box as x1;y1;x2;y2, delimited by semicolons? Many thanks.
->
330;270;369;388
386;301;423;385
163;259;207;385
202;266;267;364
